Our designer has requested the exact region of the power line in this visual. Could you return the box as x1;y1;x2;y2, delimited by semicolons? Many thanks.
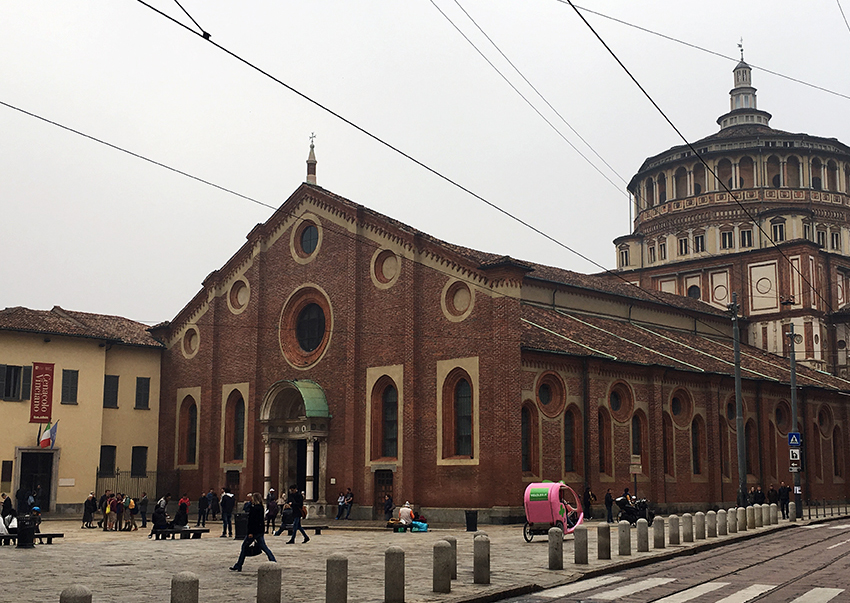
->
432;0;628;190
839;0;850;36
564;0;837;318
562;2;850;103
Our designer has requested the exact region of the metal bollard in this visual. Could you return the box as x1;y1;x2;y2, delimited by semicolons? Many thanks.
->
60;585;92;603
548;527;563;570
636;518;649;552
432;542;452;593
385;547;405;603
443;536;457;580
258;562;282;603
327;554;348;603
789;501;797;522
682;513;693;543
718;510;727;536
171;572;199;603
746;506;755;530
737;507;747;531
597;522;611;560
706;511;717;538
653;516;665;549
473;534;490;585
618;520;631;556
669;514;680;545
695;512;706;540
754;504;763;528
574;525;588;564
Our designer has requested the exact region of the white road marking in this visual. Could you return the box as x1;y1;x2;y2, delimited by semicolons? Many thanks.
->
652;582;730;603
713;584;776;603
590;577;677;600
801;525;828;529
827;524;850;529
827;538;850;549
537;576;625;598
789;588;845;603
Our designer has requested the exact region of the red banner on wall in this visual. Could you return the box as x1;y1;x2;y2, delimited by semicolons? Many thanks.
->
29;362;54;424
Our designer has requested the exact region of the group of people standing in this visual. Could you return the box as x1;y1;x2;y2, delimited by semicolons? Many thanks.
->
91;490;147;531
748;482;792;518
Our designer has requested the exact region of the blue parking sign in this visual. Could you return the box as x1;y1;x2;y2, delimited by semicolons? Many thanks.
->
788;432;802;447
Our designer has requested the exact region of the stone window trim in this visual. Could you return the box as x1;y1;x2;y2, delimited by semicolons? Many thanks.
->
521;401;539;476
227;278;251;315
774;400;792;434
278;284;334;370
436;357;479;466
607;381;634;424
220;383;249;469
181;325;200;360
289;213;323;265
370;375;400;461
597;407;613;477
370;248;402;290
669;389;694;428
818;404;834;439
441;278;475;323
536;371;566;418
564;404;582;476
365;365;404;469
175;387;201;470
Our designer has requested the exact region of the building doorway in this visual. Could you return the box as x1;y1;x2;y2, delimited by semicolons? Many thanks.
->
374;469;393;519
19;450;54;511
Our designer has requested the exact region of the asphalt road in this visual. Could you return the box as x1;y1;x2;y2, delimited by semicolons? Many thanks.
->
509;521;850;603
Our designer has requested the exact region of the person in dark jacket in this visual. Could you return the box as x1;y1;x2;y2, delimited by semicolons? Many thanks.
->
281;485;309;544
230;492;276;571
1;493;13;519
604;489;614;523
81;493;97;528
196;492;209;527
383;494;394;521
582;486;597;520
138;492;149;528
220;487;236;537
148;505;169;539
173;501;189;528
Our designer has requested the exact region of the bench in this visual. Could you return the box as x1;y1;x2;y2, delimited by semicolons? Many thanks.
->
276;524;328;535
0;532;64;545
152;527;210;540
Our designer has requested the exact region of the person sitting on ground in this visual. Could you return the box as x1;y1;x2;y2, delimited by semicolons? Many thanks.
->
398;502;414;526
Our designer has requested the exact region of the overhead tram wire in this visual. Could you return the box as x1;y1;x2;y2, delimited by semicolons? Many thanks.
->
433;0;628;188
839;0;850;36
565;1;839;317
561;2;850;103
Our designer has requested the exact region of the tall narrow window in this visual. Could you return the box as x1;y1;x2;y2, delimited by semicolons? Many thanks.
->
233;397;245;461
135;377;150;409
678;237;689;256
745;420;758;475
382;385;398;458
99;445;116;477
131;446;148;477
691;419;702;474
834;426;844;477
521;406;531;472
598;409;611;474
103;375;119;408
740;229;753;248
693;234;705;253
61;369;78;404
659;241;667;260
663;414;674;476
186;403;198;464
564;410;575;472
455;379;473;457
772;222;786;242
721;231;734;249
631;415;642;456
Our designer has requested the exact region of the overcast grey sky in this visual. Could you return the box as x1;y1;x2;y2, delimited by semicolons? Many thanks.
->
3;1;850;324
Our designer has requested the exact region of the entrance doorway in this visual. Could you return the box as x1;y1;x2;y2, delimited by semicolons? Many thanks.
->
374;470;393;519
19;451;54;511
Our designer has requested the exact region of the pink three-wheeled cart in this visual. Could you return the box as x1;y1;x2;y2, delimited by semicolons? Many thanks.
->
522;482;584;542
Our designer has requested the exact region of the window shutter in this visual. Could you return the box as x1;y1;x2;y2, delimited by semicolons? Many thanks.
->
21;366;32;400
135;377;150;409
0;365;6;401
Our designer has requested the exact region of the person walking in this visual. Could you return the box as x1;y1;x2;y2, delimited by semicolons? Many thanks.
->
265;496;279;534
138;492;149;528
604;488;614;523
383;494;394;521
220;487;235;537
81;493;95;529
208;489;219;521
196;492;209;527
229;492;276;572
778;481;790;519
582;486;597;520
276;485;309;543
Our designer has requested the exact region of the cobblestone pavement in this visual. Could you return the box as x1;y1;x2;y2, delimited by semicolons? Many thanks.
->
3;512;845;603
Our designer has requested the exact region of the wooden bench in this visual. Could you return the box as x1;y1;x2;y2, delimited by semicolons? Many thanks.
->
0;532;64;545
276;524;328;535
152;527;210;540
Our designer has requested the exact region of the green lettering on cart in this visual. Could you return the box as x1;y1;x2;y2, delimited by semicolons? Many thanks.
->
529;488;549;501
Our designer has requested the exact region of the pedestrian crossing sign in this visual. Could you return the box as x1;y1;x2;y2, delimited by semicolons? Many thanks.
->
788;432;802;447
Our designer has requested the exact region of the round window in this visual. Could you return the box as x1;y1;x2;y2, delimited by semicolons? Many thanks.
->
296;303;325;352
672;397;682;416
538;383;552;406
300;224;319;255
609;391;622;412
687;285;701;299
775;405;784;426
726;401;735;422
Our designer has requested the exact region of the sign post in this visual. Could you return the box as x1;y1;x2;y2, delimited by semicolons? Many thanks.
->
787;324;803;519
629;455;641;498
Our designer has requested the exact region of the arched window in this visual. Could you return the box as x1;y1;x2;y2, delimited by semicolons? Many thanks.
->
382;385;398;458
693;164;705;195
598;408;611;475
233;397;245;461
455;379;473;457
179;396;198;465
663;413;674;476
521;406;532;472
674;166;687;199
632;415;642;456
813;422;823;479
767;155;781;188
786;156;801;188
739;156;755;188
565;408;575;472
691;417;705;475
657;173;667;203
833;426;844;478
745;420;758;475
720;416;730;478
717;159;733;190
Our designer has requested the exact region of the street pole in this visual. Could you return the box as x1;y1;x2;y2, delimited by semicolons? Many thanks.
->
729;293;748;508
788;323;803;518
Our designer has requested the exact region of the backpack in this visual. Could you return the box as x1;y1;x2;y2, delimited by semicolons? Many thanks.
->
129;498;135;510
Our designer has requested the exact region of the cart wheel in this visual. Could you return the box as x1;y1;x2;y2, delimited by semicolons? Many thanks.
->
523;522;533;542
555;520;564;534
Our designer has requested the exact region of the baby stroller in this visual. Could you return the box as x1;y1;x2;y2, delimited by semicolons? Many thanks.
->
615;496;655;526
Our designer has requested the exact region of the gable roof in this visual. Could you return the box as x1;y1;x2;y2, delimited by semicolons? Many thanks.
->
0;306;163;348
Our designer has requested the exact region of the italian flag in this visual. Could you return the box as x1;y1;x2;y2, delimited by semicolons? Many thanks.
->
39;422;52;448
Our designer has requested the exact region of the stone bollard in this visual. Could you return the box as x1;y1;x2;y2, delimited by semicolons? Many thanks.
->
473;531;488;540
60;585;92;603
728;508;737;534
653;516;665;549
574;525;588;564
473;535;490;585
746;506;755;530
171;572;199;603
618;521;631;556
432;542;452;593
695;512;706;540
385;547;405;603
718;510;727;536
548;527;564;570
737;507;747;531
789;501;797;522
754;504;763;528
669;515;680;545
327;554;348;603
597;522;611;560
443;536;457;580
258;562;282;603
769;504;777;525
682;513;694;543
707;511;717;538
636;518;649;552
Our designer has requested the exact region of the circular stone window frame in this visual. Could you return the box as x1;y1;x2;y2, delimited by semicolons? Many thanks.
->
669;389;694;428
289;213;323;265
608;382;634;424
279;284;333;370
441;278;475;323
227;278;251;315
370;247;402;290
535;371;566;418
774;400;792;434
817;404;834;438
181;325;200;359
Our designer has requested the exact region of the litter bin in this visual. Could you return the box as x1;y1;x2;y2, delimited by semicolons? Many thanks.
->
464;510;478;532
234;512;248;540
16;514;36;549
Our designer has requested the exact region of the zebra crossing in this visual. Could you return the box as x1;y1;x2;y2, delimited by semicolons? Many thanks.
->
538;576;845;602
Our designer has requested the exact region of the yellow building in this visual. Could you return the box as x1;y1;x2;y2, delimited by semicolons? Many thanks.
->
0;306;162;515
